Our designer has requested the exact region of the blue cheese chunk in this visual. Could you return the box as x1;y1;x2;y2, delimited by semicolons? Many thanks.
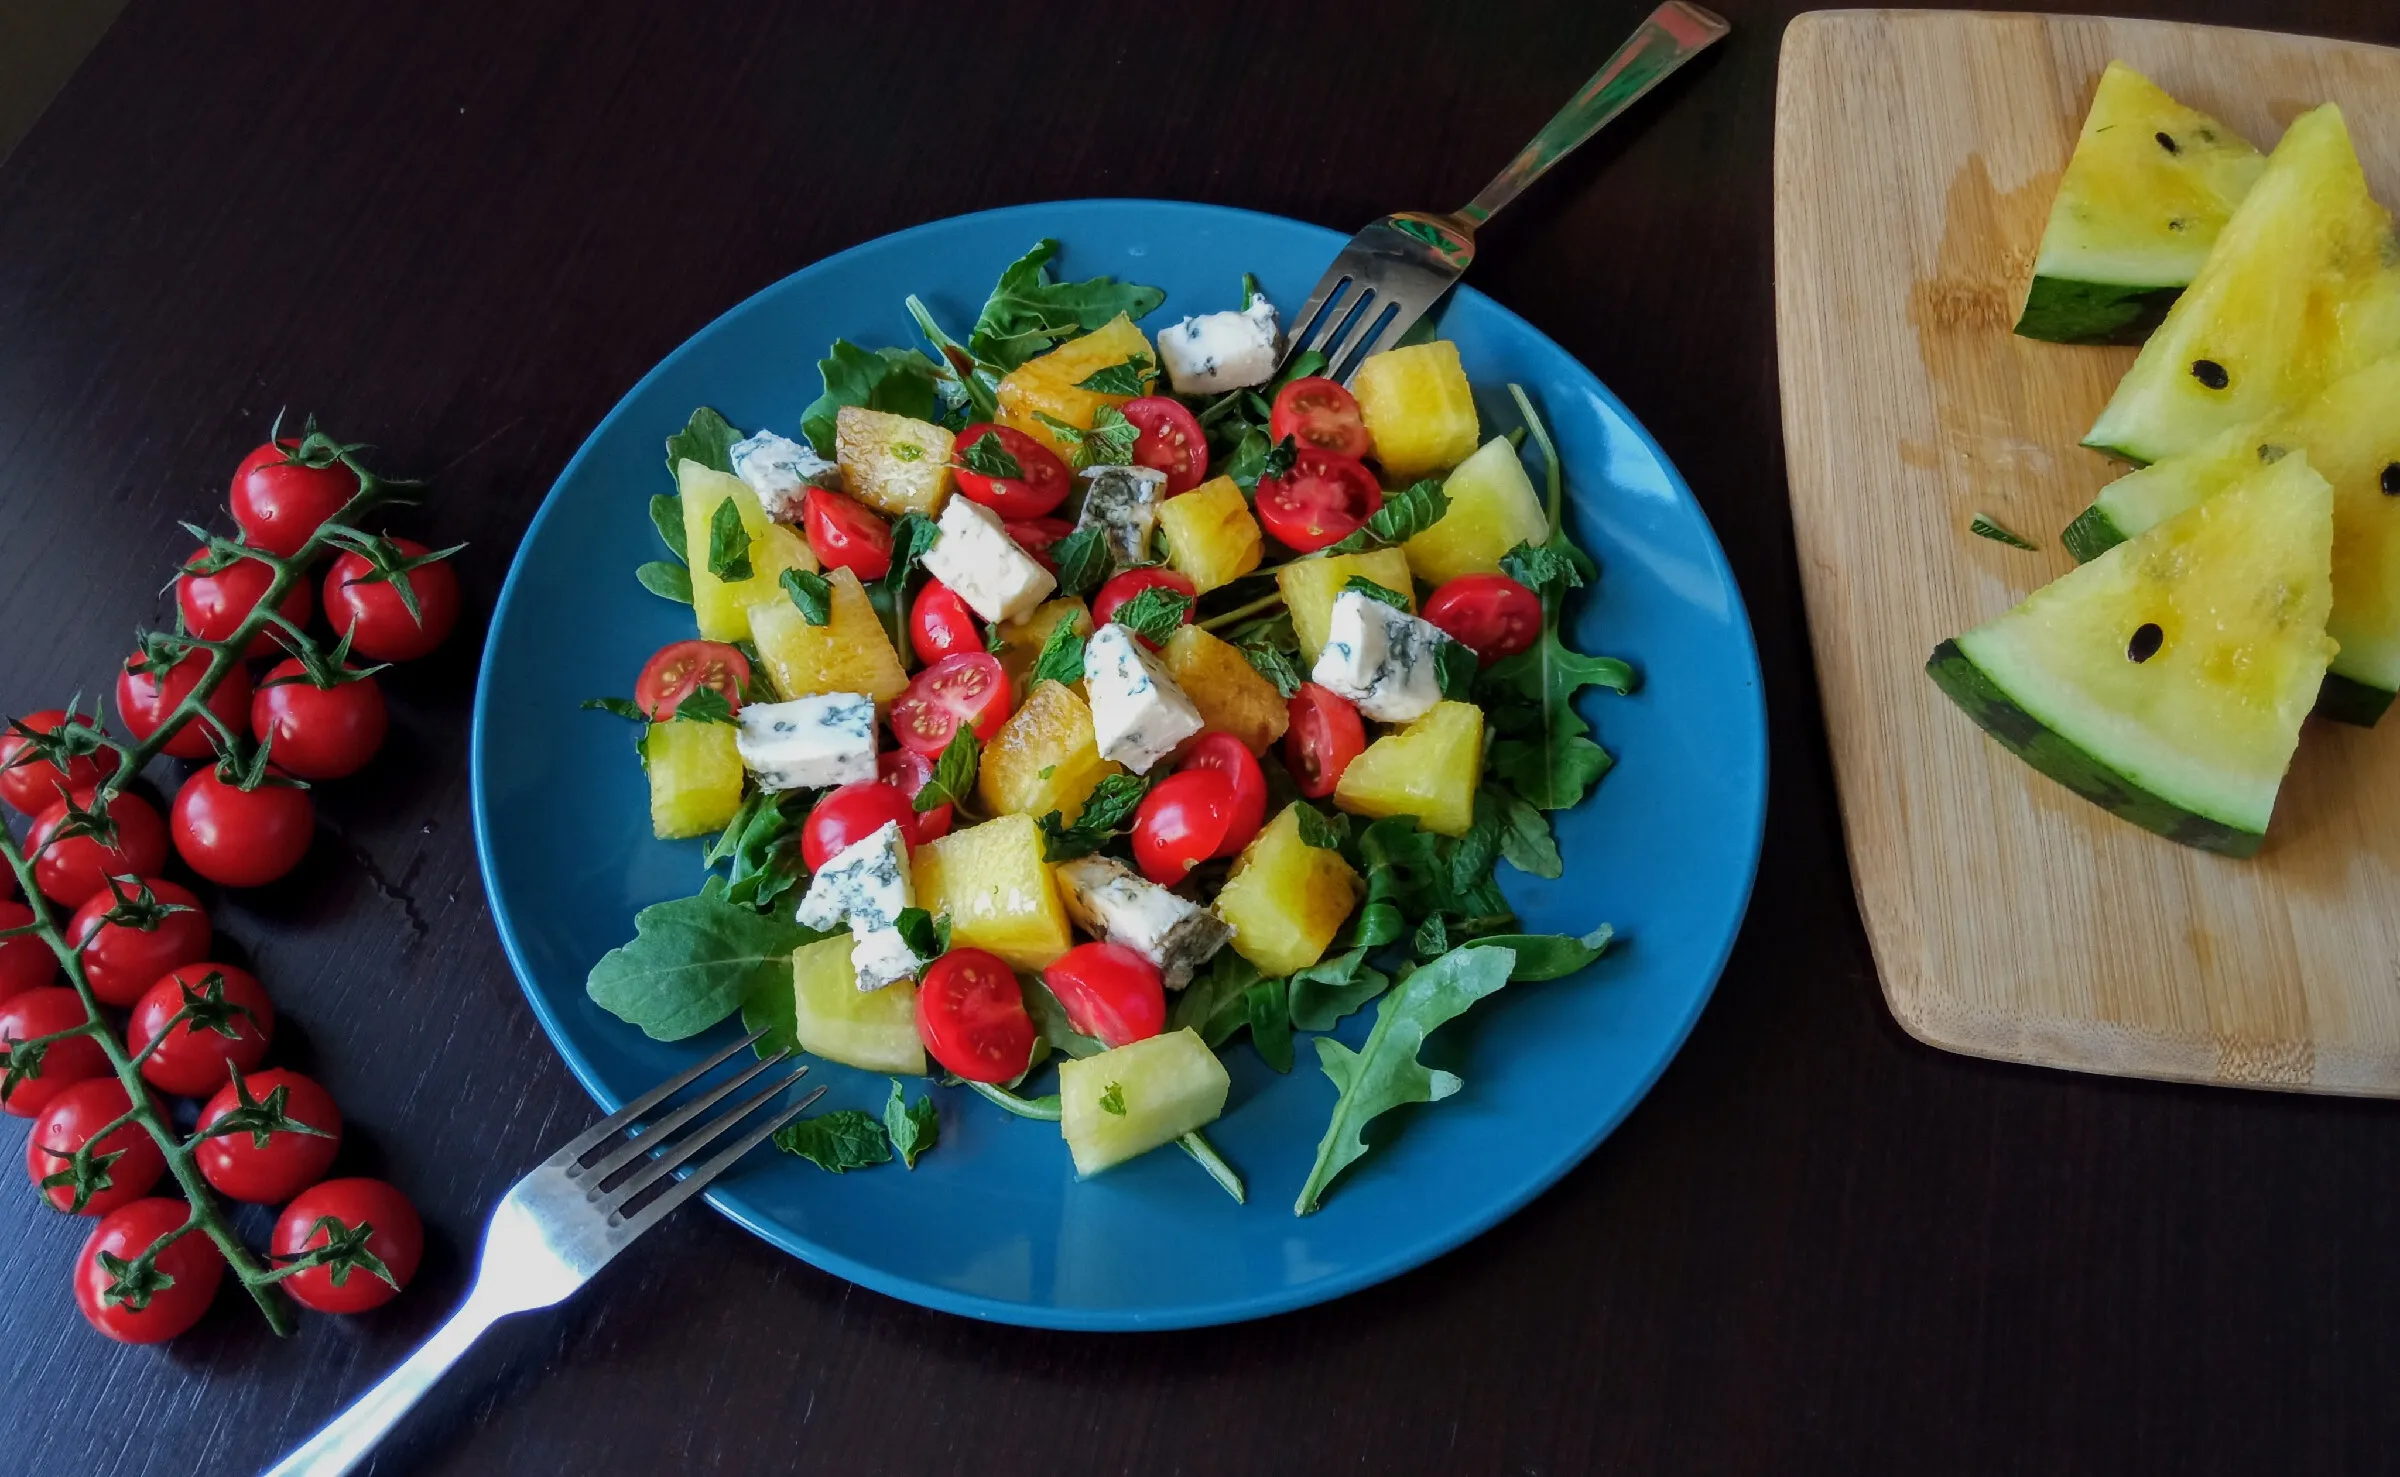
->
920;493;1057;624
796;820;912;935
1054;855;1231;990
1157;295;1281;395
729;430;839;523
1311;590;1450;724
1083;622;1205;773
846;923;922;993
1072;465;1167;573
735;693;877;792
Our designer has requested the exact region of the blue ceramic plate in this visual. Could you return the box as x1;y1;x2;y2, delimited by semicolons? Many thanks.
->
473;200;1764;1331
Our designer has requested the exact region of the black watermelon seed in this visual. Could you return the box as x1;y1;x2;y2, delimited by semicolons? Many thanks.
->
2192;358;2229;389
2383;462;2400;497
2127;623;2165;663
2167;217;2189;232
2198;128;2217;144
2156;130;2180;153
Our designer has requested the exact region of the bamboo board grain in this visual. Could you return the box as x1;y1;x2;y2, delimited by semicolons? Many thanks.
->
1774;10;2400;1094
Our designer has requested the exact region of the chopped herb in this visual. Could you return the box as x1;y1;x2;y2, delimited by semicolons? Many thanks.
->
1323;479;1449;556
1074;352;1154;396
1341;577;1411;611
1028;618;1089;687
670;686;736;726
1098;1081;1127;1116
581;697;646;722
1049;524;1112;599
956;428;1024;482
774;1109;892;1173
781;568;832;625
916;727;980;813
706;498;753;582
1111;586;1194;646
883;1081;939;1168
1292;804;1348;851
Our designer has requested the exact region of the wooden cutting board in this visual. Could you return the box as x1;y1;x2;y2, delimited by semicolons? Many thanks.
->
1774;10;2400;1094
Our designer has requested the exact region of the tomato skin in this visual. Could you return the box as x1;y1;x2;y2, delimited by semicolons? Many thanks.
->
323;538;461;662
1176;732;1267;856
178;550;312;659
231;438;358;558
1421;574;1543;662
0;988;111;1116
914;948;1038;1083
952;424;1072;518
27;1078;167;1215
1118;397;1209;495
118;648;254;760
128;964;275;1098
909;580;984;665
1042;942;1166;1048
1090;569;1197;649
1002;517;1073;573
877;750;953;845
30;790;170;908
68;879;211;1007
1269;376;1374;460
0;902;55;1002
633;640;751;721
1255;448;1384;553
75;1197;225;1343
251;661;389;780
890;652;1012;758
272;1178;423;1314
195;1067;342;1204
1284;684;1366;799
803;488;893;581
0;709;121;813
801;781;919;871
171;768;314;888
1131;769;1238;886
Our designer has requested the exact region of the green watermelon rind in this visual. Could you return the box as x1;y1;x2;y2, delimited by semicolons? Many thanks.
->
2015;277;2184;346
2316;671;2396;727
1925;639;2263;857
2059;504;2131;563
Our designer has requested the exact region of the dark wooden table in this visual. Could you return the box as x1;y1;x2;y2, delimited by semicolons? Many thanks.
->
5;1;2397;1472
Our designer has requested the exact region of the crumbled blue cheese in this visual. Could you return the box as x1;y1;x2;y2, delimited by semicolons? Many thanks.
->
1157;296;1280;395
729;430;839;523
735;693;877;792
846;923;922;993
1083;622;1205;773
1311;590;1451;724
919;493;1057;624
796;820;913;934
1072;465;1167;572
1054;855;1231;990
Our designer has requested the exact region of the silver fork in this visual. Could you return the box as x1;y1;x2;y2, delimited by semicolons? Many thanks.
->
1284;1;1730;383
262;1031;818;1477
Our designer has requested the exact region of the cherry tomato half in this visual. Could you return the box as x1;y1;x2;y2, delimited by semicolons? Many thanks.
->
1119;397;1209;495
633;640;751;721
1256;448;1383;553
0;902;56;1002
878;749;954;846
952;424;1071;519
323;537;462;663
1269;376;1373;460
117;648;253;761
231;437;358;558
803;487;893;581
0;709;120;814
1043;942;1166;1049
29;790;169;909
68;878;211;1007
251;660;389;779
128;964;275;1098
27;1078;166;1216
0;988;112;1116
909;580;984;665
171;767;313;888
195;1067;342;1204
1285;684;1366;799
889;652;1012;758
801;781;918;872
272;1177;424;1314
177;549;312;660
1421;574;1543;663
75;1197;225;1343
1131;769;1238;886
1176;732;1267;857
1090;569;1196;649
1003;517;1074;573
915;948;1037;1083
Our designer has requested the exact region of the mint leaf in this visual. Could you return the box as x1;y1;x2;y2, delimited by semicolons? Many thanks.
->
955;427;1025;482
1287;947;1391;1031
1028;618;1088;689
1073;352;1153;396
884;1080;939;1168
1111;586;1193;646
1036;772;1154;860
891;907;947;961
1342;577;1410;612
665;407;742;479
1048;524;1112;599
1498;540;1585;599
671;685;736;726
799;341;944;456
917;727;980;814
649;493;688;563
1038;406;1139;470
1098;1081;1127;1116
968;240;1168;372
1464;925;1613;981
1296;944;1517;1214
1237;638;1304;698
1323;479;1449;556
774;1109;892;1172
706;498;753;582
637;561;693;605
1433;637;1478;703
1292;804;1347;851
586;887;805;1041
582;696;645;722
780;568;831;625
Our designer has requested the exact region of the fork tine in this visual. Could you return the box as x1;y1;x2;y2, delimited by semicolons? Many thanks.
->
600;1064;812;1212
607;1084;828;1241
545;1028;769;1167
1315;286;1380;366
1284;273;1354;362
1329;301;1403;383
577;1049;794;1186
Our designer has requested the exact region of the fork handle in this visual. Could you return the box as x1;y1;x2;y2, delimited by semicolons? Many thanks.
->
260;1289;513;1477
1458;2;1729;227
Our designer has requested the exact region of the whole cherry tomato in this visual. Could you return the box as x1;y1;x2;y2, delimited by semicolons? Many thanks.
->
29;790;169;908
1042;942;1166;1048
323;537;461;662
117;648;253;760
250;660;388;779
272;1177;424;1314
1256;448;1383;553
951;424;1071;518
1284;684;1366;799
0;988;112;1116
1131;769;1239;886
909;580;984;665
177;549;312;659
1002;517;1074;573
1090;569;1197;649
800;781;919;872
802;488;893;581
1118;397;1209;495
67;878;211;1007
0;709;120;814
26;1078;167;1215
0;901;56;1002
1176;732;1267;857
877;749;953;846
74;1197;225;1343
127;964;275;1098
171;767;313;888
889;652;1012;758
915;949;1037;1083
632;640;750;720
1421;574;1543;662
231;436;359;558
194;1067;342;1204
1269;376;1373;460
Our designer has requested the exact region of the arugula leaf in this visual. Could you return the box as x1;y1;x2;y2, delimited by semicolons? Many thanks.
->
1434;638;1478;702
1295;944;1517;1214
637;561;693;605
968;240;1169;372
1026;978;1104;1058
1292;804;1348;851
1465;925;1613;981
955;427;1024;481
1323;479;1450;556
1481;785;1561;878
706;498;753;582
1168;950;1262;1046
1342;577;1411;612
904;294;1001;421
715;790;814;913
1048;524;1112;600
883;1080;939;1168
739;957;799;1058
586;886;806;1041
1343;815;1512;952
780;567;832;625
1244;979;1294;1073
1073;352;1153;396
671;685;736;726
1028;618;1088;688
1036;772;1156;861
1478;643;1632;810
582;696;646;722
649;493;688;563
665;407;743;479
1111;587;1194;646
774;1109;892;1172
1286;948;1392;1031
1098;1082;1127;1116
799;341;944;456
916;727;980;814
